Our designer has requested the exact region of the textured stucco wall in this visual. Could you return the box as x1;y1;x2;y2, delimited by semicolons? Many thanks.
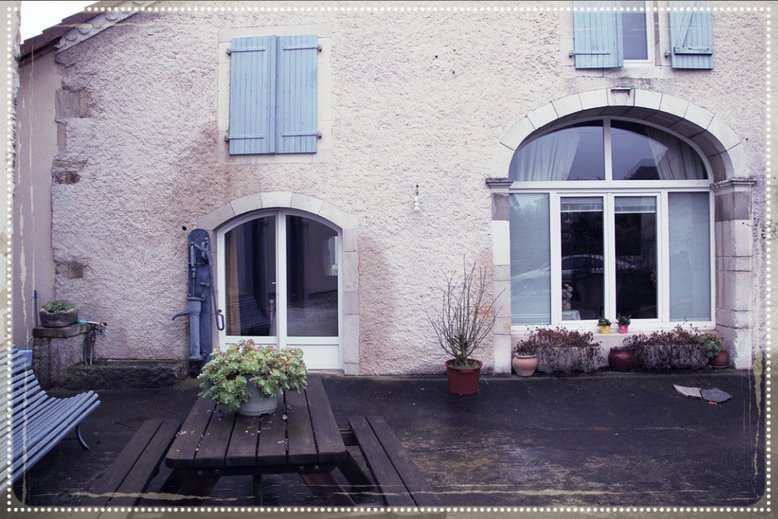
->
39;2;768;374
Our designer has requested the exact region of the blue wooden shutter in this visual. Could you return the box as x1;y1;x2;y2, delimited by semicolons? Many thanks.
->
229;36;277;155
572;1;623;69
669;1;714;69
276;35;319;154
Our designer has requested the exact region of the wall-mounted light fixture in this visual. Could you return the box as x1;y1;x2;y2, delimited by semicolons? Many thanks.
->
413;184;420;212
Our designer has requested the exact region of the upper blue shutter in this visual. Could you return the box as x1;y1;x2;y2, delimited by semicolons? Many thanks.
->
572;1;623;69
276;35;319;154
229;36;277;155
669;1;714;69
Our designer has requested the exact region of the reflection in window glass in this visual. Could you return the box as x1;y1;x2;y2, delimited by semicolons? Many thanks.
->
286;216;339;337
510;122;604;181
225;216;276;336
560;197;604;320
611;121;707;180
669;193;711;320
510;194;550;324
615;197;657;319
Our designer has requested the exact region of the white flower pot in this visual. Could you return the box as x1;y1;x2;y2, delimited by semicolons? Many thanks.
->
237;385;280;416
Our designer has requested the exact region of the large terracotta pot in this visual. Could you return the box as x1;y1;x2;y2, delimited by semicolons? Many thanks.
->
608;347;635;371
512;355;538;377
445;359;482;396
710;350;729;369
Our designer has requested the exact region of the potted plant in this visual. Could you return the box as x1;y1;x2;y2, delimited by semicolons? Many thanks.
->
597;317;612;334
198;339;308;416
531;327;604;374
428;259;498;396
623;325;709;371
702;333;728;369
608;344;636;371
39;299;78;328
512;337;538;377
616;314;631;334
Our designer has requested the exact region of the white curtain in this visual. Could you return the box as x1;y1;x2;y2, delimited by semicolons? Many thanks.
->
646;127;705;180
512;132;581;181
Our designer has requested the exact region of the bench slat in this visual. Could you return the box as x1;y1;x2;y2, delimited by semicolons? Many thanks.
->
306;378;347;463
286;388;318;464
366;416;441;506
194;406;235;469
349;416;415;507
13;393;97;458
166;398;215;469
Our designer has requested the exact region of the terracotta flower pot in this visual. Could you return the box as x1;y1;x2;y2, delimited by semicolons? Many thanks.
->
608;347;635;371
512;355;538;377
710;350;729;369
445;359;482;396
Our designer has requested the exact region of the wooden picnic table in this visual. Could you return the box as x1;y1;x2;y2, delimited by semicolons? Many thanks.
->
164;377;351;505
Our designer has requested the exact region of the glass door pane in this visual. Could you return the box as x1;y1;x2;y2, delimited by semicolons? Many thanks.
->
286;216;339;337
669;192;711;320
560;197;604;320
224;216;277;336
614;196;657;319
509;193;551;324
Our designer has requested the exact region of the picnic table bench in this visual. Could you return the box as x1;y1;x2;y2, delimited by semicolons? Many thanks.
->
343;415;442;507
8;349;100;484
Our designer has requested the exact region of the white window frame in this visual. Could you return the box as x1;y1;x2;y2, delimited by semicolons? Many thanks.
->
509;117;715;332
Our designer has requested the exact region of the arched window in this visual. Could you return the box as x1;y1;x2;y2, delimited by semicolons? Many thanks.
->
508;118;712;327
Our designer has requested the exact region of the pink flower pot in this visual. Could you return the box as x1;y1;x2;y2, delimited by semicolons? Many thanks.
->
618;324;629;334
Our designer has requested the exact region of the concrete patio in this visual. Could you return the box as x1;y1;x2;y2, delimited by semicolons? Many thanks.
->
11;369;766;508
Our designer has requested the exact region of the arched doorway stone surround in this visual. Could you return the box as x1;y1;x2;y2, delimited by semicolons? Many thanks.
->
197;192;360;375
488;89;757;372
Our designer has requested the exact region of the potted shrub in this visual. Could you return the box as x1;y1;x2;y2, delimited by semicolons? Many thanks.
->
597;317;612;334
531;327;604;374
512;337;538;377
198;339;308;416
428;260;498;396
39;299;78;328
702;333;728;369
616;314;631;334
623;326;709;371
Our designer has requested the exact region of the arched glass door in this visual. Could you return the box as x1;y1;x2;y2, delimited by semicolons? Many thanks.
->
218;211;341;369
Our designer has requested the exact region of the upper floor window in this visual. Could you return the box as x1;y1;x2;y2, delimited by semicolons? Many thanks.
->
571;0;714;70
227;35;320;155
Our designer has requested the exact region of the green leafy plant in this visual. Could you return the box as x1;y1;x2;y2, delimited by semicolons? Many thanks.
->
428;259;498;368
700;333;722;359
198;339;308;412
597;317;612;327
525;327;603;373
616;314;631;326
41;300;76;312
623;325;709;370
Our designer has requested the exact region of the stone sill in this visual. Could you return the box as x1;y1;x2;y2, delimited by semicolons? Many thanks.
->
33;324;90;338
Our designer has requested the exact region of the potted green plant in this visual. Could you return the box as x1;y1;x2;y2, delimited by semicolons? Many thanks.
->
198;339;308;416
428;259;498;396
616;314;631;334
512;337;538;377
39;299;78;328
531;327;604;374
623;325;709;371
702;333;728;369
597;317;612;334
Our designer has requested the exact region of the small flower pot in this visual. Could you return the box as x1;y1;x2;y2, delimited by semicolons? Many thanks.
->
608;347;636;371
445;359;482;396
598;325;610;335
618;324;629;334
710;350;729;369
512;355;538;377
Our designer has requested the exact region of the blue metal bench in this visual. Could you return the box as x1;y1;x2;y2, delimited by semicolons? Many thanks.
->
10;349;100;483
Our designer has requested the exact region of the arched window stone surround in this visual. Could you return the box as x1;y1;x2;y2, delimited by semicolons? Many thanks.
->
197;192;361;375
488;89;758;372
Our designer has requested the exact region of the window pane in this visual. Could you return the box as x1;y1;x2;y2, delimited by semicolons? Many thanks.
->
611;121;707;180
669;193;711;321
286;216;339;337
510;122;604;181
615;196;657;319
225;216;277;336
621;4;648;60
560;197;604;320
510;194;550;324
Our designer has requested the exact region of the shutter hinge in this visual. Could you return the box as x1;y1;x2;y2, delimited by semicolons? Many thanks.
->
569;50;610;57
226;48;231;56
224;131;230;142
318;45;322;52
673;46;713;55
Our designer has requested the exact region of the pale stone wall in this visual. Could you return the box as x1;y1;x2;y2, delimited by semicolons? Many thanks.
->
31;2;768;374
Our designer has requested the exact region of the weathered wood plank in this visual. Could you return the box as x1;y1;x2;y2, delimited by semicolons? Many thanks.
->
285;388;317;464
225;413;262;467
256;397;287;465
166;398;216;469
194;406;235;469
306;378;347;463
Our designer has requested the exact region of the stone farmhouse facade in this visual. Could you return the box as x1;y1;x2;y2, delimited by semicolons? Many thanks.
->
13;1;769;377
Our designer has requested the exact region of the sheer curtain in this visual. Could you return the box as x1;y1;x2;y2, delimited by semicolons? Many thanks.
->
669;192;711;321
646;128;705;180
511;132;580;181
